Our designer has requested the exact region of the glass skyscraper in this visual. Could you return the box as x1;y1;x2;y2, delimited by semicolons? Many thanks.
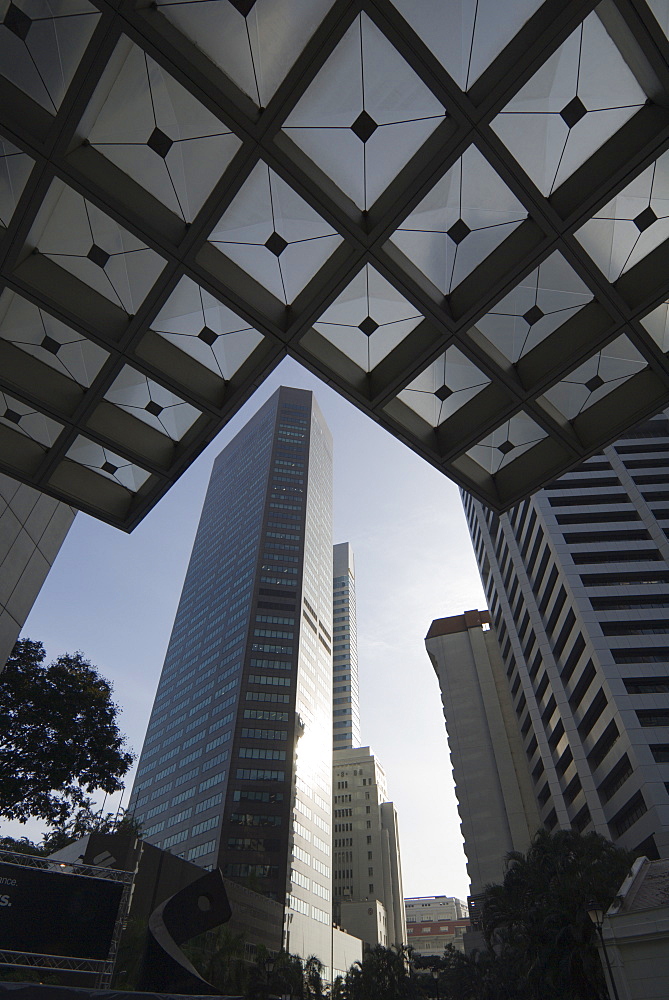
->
129;386;334;963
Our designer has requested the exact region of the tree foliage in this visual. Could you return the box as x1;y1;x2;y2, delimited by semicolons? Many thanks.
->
177;943;327;1000
344;945;418;1000
0;638;134;825
424;944;534;1000
0;808;141;858
0;835;47;857
182;926;248;997
41;805;142;853
476;827;634;1000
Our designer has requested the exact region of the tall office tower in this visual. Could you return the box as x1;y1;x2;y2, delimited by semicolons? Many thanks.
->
332;746;407;950
461;412;669;862
129;386;335;966
332;542;361;750
425;611;540;897
0;473;75;671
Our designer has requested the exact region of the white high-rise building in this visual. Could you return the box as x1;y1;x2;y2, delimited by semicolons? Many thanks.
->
458;412;669;865
425;610;539;898
332;542;361;750
333;746;407;950
330;542;406;951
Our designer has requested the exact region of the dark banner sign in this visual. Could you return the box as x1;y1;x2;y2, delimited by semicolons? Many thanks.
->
0;861;123;960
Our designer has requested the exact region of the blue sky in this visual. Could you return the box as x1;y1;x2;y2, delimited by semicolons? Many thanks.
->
12;355;486;901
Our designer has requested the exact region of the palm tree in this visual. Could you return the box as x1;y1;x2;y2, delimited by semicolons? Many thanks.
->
344;944;418;1000
195;925;247;995
479;828;634;1000
303;955;326;1000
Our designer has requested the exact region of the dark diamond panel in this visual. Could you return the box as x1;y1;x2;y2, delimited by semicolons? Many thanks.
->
147;127;174;159
228;0;256;15
351;111;378;143
265;232;288;257
498;440;515;454
523;305;544;326
3;409;22;424
87;244;110;268
359;316;378;337
434;385;453;402
145;400;164;416
633;206;657;233
585;375;604;392
101;461;118;474
4;3;32;41
447;219;471;245
560;96;587;129
41;335;61;355
199;326;219;346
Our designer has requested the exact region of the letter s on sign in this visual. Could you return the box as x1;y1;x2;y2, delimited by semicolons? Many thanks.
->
0;894;10;906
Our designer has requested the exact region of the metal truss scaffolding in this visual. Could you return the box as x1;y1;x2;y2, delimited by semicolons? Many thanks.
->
0;849;134;987
2;0;669;524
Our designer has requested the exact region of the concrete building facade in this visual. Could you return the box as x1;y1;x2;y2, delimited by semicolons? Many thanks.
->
0;473;75;670
406;917;471;957
129;387;335;970
332;746;406;950
601;856;669;1000
425;611;540;897
405;897;470;958
332;542;361;751
405;895;469;923
461;412;669;863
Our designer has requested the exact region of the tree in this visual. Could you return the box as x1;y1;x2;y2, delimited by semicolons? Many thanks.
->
182;925;248;996
243;948;315;1000
344;945;418;1000
0;638;134;826
0;835;47;857
40;805;142;853
0;807;141;858
303;955;326;1000
427;944;532;1000
478;827;634;1000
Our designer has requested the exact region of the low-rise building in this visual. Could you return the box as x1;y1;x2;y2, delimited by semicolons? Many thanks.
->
405;896;469;923
601;856;669;1000
406;916;471;957
405;896;470;956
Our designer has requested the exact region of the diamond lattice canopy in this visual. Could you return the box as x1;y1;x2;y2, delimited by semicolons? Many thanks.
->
1;0;669;527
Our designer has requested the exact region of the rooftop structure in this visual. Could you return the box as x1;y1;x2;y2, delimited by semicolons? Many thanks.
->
602;856;669;1000
405;895;469;923
3;1;669;526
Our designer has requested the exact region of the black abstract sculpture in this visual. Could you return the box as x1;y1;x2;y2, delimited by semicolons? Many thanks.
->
137;867;232;995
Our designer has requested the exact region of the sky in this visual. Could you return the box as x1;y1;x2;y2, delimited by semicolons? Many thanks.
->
10;355;487;902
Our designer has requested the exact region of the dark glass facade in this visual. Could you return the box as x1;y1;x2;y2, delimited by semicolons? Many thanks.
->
129;386;334;957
